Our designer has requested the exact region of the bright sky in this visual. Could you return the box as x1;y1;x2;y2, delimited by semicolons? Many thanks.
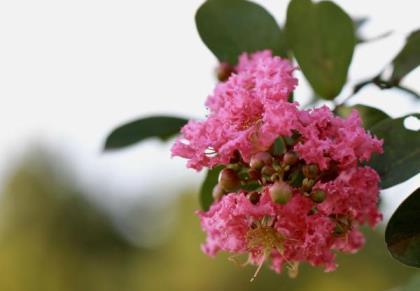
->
0;0;419;226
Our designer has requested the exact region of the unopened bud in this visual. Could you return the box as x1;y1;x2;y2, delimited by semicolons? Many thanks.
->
248;192;260;205
303;164;320;179
271;173;280;182
269;181;293;205
219;168;240;192
216;63;235;82
310;190;326;203
283;151;299;165
302;178;315;192
250;152;272;170
212;184;225;201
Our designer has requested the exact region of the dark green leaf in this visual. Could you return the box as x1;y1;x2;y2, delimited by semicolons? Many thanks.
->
104;116;188;151
286;0;356;99
386;188;420;267
336;104;389;129
196;0;286;64
369;114;420;188
200;166;224;211
391;30;420;83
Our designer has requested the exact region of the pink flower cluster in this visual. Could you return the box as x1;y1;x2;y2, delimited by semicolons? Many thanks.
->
172;50;298;170
171;50;383;277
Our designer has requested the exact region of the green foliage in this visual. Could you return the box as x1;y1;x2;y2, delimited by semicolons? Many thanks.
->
336;104;389;129
200;165;223;211
386;188;420;267
391;30;420;84
286;0;356;99
369;114;420;189
196;0;286;64
104;116;188;150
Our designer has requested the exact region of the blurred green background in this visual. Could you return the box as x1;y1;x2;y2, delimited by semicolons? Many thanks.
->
0;146;417;291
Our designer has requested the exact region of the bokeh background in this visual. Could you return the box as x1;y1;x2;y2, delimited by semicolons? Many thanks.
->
0;0;419;290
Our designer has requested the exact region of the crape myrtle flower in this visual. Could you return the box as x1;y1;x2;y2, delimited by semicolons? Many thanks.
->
171;50;383;279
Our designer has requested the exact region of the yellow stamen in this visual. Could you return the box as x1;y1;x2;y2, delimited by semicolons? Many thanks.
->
246;218;285;282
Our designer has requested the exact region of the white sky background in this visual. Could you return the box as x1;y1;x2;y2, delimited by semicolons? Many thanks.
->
0;0;419;226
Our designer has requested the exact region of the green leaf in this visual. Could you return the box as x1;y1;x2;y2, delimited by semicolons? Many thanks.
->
200;166;224;211
196;0;286;64
369;114;420;188
391;30;420;84
386;188;420;268
336;104;389;129
104;116;188;151
286;0;356;99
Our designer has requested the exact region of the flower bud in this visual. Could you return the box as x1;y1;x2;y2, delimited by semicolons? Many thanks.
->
247;191;260;205
219;168;241;192
310;190;326;203
283;151;299;165
303;164;320;179
216;62;235;82
269;181;293;205
250;152;272;170
302;178;315;192
270;173;280;182
212;184;225;201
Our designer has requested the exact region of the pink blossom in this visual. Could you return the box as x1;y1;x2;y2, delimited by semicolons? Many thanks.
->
315;166;382;227
295;106;383;170
172;50;298;170
198;188;374;274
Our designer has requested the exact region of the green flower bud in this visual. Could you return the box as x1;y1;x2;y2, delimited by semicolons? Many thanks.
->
283;151;299;165
303;164;320;179
269;181;293;205
302;178;315;192
250;152;272;170
310;190;326;203
270;173;280;182
219;168;240;192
